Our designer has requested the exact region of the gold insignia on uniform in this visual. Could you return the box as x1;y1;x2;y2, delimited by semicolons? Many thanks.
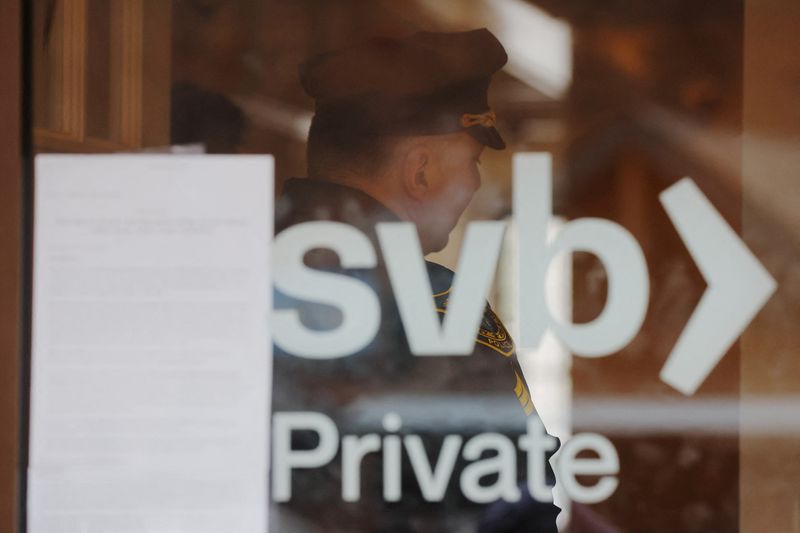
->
477;307;515;357
513;370;534;416
433;288;515;357
432;285;533;416
433;286;451;313
460;109;497;128
432;287;452;299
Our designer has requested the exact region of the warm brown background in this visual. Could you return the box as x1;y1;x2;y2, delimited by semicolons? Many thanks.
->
741;0;800;531
0;0;22;531
1;0;798;531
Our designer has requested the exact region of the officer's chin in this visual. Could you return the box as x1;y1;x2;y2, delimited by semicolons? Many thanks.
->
422;231;450;255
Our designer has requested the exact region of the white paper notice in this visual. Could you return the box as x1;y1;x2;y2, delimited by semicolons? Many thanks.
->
29;155;273;533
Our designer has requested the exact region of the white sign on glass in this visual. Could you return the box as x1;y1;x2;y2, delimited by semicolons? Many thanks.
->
29;155;273;533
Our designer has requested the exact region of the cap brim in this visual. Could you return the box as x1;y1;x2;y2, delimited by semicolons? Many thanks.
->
466;125;506;150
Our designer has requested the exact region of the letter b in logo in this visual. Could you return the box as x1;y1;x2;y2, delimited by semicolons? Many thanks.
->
514;153;649;356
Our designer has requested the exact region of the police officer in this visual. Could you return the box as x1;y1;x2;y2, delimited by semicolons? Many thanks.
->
273;29;560;532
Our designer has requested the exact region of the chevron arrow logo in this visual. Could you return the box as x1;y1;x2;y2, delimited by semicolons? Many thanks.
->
511;153;777;396
276;153;777;397
658;178;777;395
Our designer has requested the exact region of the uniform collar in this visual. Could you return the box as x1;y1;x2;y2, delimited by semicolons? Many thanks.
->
277;178;403;237
281;178;401;220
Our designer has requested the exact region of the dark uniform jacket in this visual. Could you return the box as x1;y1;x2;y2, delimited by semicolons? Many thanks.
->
271;178;559;533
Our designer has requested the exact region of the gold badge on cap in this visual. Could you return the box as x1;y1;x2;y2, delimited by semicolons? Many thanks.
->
461;110;497;128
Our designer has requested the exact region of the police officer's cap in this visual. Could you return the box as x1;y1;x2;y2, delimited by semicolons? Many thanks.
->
300;29;508;150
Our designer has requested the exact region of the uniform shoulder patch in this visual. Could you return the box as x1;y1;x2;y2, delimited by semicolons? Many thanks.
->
477;306;515;357
426;261;532;415
426;261;515;357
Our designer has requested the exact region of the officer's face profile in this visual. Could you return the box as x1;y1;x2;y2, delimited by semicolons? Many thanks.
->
300;30;505;255
397;132;484;253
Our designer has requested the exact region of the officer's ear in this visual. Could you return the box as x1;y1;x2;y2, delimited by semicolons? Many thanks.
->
402;145;431;200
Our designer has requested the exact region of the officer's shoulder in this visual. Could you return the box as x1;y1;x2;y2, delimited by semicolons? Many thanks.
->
425;260;516;358
425;261;456;296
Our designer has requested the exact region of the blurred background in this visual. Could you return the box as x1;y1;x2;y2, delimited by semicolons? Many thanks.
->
19;0;800;531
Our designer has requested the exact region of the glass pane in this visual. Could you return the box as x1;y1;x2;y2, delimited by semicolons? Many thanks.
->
27;1;800;531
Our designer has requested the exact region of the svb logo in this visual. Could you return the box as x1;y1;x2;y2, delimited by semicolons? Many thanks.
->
274;152;776;396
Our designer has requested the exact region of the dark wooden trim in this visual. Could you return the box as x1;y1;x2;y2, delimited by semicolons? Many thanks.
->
33;0;171;153
0;0;23;530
